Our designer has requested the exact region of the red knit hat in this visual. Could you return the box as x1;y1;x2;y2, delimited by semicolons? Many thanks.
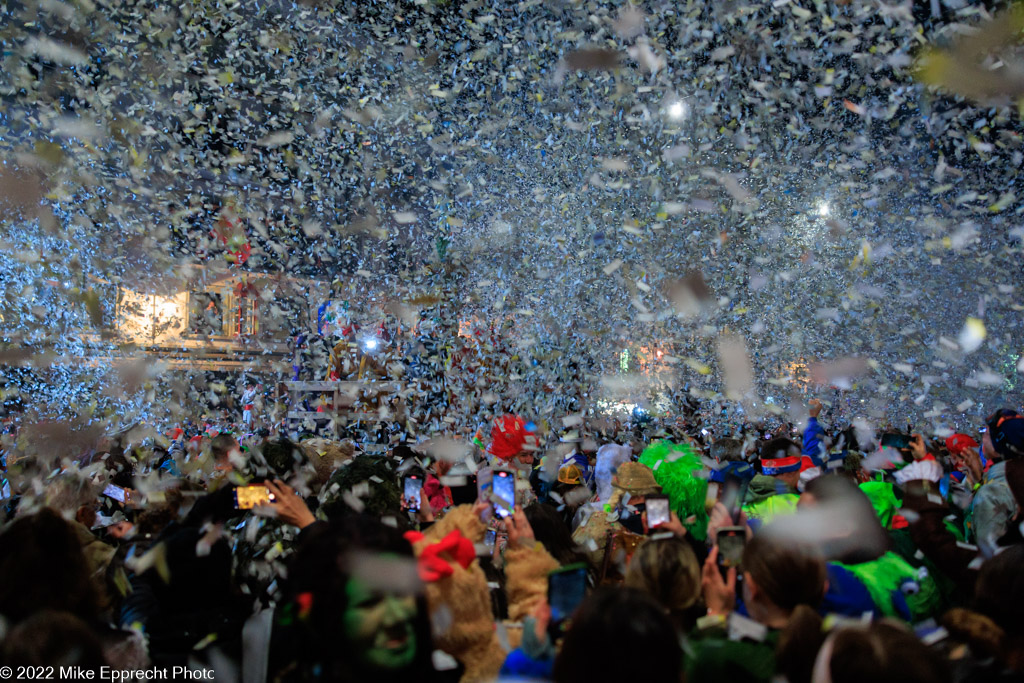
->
487;415;537;461
945;433;978;457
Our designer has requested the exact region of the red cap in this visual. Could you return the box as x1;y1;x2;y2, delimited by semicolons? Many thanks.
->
945;433;978;457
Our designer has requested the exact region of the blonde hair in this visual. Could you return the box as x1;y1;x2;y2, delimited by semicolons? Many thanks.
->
624;537;701;615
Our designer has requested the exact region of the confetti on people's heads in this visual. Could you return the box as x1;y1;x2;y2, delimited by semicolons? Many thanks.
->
0;7;1021;659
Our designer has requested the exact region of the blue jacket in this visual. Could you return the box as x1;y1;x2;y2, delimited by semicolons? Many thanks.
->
803;417;826;460
820;563;882;619
501;649;554;680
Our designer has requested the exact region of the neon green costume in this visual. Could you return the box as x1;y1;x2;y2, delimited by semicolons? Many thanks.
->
742;494;800;524
859;481;901;530
638;441;710;541
836;551;941;621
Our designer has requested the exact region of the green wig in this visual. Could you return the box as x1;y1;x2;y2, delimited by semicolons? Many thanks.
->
639;440;710;541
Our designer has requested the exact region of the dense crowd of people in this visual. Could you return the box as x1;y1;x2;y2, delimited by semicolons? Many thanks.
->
0;399;1022;683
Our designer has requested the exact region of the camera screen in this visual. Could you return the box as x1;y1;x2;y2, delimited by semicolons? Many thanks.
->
234;485;274;510
404;476;423;511
492;470;515;517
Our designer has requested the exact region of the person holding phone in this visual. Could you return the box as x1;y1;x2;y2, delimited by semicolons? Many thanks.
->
571;462;685;583
401;498;559;682
690;532;828;683
485;415;548;504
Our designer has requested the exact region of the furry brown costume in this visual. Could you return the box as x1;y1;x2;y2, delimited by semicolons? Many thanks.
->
409;505;558;682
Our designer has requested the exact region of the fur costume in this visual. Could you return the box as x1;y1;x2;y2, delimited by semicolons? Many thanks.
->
409;505;558;682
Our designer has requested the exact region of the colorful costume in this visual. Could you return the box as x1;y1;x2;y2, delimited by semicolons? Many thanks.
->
638;440;711;541
834;551;941;622
406;505;557;682
742;475;799;525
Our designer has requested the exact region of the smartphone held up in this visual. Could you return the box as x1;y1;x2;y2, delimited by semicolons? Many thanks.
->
234;485;277;510
645;494;671;530
403;473;424;512
548;563;588;635
716;526;746;578
478;467;516;518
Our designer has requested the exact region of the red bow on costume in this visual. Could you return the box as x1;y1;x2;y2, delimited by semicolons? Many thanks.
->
403;529;476;582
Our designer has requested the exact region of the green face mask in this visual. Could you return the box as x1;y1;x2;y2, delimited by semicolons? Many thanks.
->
342;576;418;670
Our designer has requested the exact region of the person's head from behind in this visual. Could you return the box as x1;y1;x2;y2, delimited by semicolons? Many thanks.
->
552;587;682;683
812;621;950;683
625;537;701;630
278;515;430;678
711;437;745;463
796;474;888;563
210;433;240;473
986;408;1024;461
760;438;802;489
0;610;107;668
524;502;587;568
321;456;403;520
262;438;305;479
389;444;416;463
741;533;826;628
0;508;101;624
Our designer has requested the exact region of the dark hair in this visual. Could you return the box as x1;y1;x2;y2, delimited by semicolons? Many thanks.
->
946;540;1024;667
553;587;682;683
711;438;745;462
0;610;107;668
262;438;305;478
744;534;828;683
760;438;801;462
390;444;416;461
448;472;478;506
524;502;588;569
210;433;237;461
270;515;435;682
743;534;826;613
103;445;135;489
972;544;1024;669
0;508;102;624
321;456;402;520
822;621;950;683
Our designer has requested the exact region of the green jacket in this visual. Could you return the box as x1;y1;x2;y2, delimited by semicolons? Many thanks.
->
685;623;779;683
743;495;799;524
743;476;799;524
744;474;795;506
